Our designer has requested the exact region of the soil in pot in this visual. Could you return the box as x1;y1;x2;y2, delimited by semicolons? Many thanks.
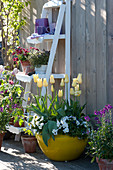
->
21;135;37;153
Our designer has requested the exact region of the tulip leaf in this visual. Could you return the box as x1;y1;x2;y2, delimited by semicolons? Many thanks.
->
42;123;50;146
57;108;65;117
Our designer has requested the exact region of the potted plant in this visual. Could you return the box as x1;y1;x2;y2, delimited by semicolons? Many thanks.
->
24;73;90;161
12;47;34;74
0;67;25;150
21;134;37;153
87;105;113;169
28;47;50;74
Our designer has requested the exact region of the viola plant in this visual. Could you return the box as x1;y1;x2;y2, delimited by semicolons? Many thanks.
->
0;67;25;132
26;73;90;146
87;104;113;162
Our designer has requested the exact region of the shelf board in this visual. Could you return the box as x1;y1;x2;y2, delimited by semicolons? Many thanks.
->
6;125;24;134
44;34;65;40
27;34;65;44
16;72;32;83
38;73;65;79
16;72;65;82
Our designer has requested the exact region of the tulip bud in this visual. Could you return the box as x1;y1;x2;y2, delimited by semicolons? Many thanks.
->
50;75;55;84
64;74;69;83
77;73;82;84
43;78;48;87
72;78;78;87
60;79;65;87
33;74;39;83
75;90;81;97
75;84;79;91
58;90;63;97
37;78;42;88
51;85;54;92
28;97;30;101
70;88;74;95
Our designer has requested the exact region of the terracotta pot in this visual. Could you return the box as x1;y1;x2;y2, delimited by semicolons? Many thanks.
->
21;135;37;153
9;117;14;125
36;134;87;161
0;133;5;151
21;60;34;74
96;157;113;170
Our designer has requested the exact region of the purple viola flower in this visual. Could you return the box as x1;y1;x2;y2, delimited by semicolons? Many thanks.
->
6;104;9;108
84;116;90;121
97;120;101;124
107;104;113;110
0;107;3;112
94;117;99;121
0;91;3;94
4;90;8;94
94;110;100;115
100;110;105;117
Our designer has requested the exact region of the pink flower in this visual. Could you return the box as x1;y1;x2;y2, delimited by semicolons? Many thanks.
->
12;52;15;55
9;80;14;85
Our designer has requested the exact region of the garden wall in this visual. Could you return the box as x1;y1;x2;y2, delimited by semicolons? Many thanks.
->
20;0;113;114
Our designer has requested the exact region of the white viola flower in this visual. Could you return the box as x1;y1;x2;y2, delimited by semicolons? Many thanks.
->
62;116;69;121
83;121;87;124
63;127;69;133
73;116;77;121
52;129;58;135
36;121;40;126
84;124;87;128
62;122;68;129
0;65;4;74
57;120;60;127
76;120;80;126
39;123;44;129
40;116;44;121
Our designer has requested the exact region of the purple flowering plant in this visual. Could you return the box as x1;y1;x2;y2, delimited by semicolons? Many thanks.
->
0;68;25;132
87;104;113;162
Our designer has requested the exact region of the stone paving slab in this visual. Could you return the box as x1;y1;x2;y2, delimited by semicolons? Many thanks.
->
0;139;99;170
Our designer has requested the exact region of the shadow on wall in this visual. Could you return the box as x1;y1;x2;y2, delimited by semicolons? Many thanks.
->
72;0;107;114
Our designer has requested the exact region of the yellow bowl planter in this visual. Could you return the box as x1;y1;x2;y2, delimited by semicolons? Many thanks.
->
36;134;87;161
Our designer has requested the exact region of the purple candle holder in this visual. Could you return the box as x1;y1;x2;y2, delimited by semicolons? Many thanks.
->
35;18;49;33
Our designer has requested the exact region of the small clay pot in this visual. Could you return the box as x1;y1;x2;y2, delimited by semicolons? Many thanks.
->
96;157;113;170
9;117;14;125
21;135;37;153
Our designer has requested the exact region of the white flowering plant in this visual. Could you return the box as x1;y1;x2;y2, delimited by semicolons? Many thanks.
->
26;74;90;146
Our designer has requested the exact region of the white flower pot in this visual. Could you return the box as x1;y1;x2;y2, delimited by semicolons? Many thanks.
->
35;65;47;74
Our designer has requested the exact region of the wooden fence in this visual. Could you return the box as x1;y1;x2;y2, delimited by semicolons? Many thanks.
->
20;0;113;114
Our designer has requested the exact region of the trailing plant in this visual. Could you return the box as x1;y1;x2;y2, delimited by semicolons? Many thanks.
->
0;0;30;68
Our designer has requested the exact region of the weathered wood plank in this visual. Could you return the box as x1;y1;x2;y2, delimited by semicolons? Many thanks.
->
72;0;86;108
86;0;96;114
107;0;113;105
95;0;107;109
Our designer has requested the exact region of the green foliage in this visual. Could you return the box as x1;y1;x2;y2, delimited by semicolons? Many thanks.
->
26;92;89;146
0;68;24;132
28;48;50;67
0;0;30;66
87;105;113;161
